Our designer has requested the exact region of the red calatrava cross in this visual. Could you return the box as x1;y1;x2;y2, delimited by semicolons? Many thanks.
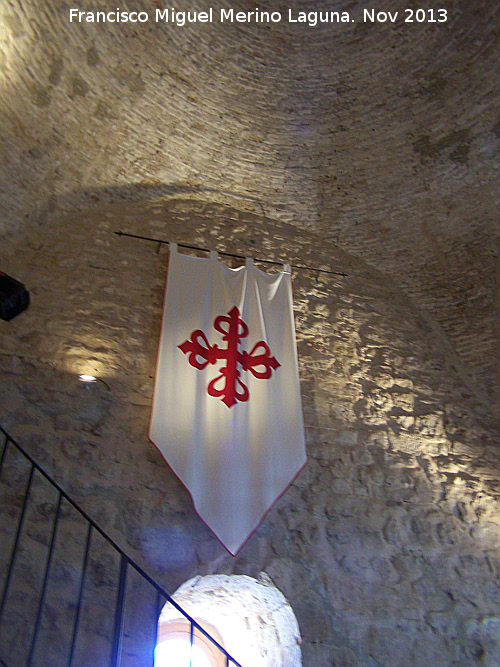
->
178;306;281;407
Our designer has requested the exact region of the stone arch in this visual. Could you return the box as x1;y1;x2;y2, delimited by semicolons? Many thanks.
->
156;573;302;667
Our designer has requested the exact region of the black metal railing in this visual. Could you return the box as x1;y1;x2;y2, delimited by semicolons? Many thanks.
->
0;425;241;667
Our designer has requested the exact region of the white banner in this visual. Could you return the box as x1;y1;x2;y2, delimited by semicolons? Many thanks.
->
149;244;306;554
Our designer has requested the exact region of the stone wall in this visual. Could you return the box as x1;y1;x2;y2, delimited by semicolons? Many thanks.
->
1;198;499;666
0;0;498;408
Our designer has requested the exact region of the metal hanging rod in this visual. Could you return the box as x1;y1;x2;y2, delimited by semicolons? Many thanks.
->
115;231;348;277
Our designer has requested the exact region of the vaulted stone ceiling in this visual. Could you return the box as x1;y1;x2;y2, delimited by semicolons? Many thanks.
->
1;0;498;415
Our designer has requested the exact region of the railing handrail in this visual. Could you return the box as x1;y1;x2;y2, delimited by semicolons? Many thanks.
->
0;424;242;667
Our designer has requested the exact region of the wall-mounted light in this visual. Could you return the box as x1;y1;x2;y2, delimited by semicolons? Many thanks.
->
78;374;110;390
